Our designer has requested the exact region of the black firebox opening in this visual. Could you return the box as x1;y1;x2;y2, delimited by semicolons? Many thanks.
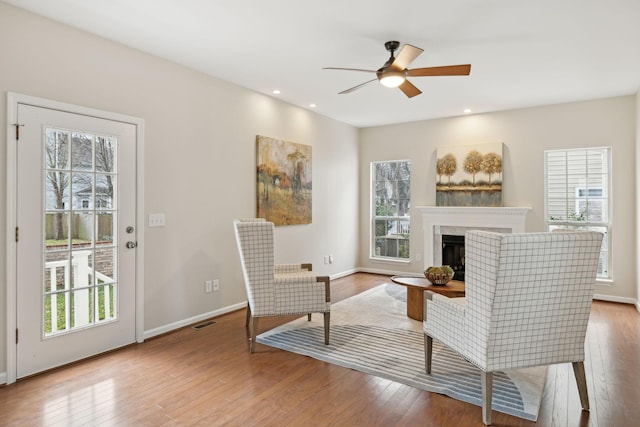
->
442;235;465;281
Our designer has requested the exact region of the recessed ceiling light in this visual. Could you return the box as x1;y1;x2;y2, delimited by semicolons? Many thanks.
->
272;89;281;94
309;103;317;108
464;108;472;114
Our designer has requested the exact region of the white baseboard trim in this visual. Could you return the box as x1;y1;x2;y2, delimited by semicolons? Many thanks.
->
356;267;412;277
593;293;637;305
144;302;246;340
330;268;360;280
0;371;6;385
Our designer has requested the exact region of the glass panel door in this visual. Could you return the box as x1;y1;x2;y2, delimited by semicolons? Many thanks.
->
16;101;136;379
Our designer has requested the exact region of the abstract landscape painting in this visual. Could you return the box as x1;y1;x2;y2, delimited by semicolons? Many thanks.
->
436;142;503;207
256;135;312;225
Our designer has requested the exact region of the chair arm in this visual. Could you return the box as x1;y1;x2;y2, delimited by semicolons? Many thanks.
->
316;275;330;302
275;272;330;299
274;271;317;283
273;273;331;313
432;293;466;309
275;263;312;273
424;295;467;356
425;295;466;326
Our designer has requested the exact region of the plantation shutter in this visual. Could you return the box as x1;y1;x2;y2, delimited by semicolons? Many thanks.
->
544;147;611;278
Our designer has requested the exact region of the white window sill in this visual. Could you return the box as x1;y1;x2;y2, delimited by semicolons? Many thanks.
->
369;257;411;265
595;278;613;286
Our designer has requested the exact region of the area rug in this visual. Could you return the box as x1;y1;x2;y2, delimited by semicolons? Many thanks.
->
257;283;546;421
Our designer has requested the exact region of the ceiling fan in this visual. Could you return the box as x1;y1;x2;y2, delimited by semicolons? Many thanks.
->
324;41;471;98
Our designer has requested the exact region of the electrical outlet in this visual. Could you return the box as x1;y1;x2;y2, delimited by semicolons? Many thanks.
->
324;255;329;264
213;279;220;291
415;253;422;262
205;280;213;293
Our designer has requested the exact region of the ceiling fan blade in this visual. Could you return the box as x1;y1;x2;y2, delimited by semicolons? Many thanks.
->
391;44;424;71
407;64;471;77
338;78;378;94
323;67;376;73
398;80;421;98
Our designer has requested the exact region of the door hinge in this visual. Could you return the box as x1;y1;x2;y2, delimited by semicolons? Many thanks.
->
16;328;19;344
15;226;19;242
14;123;24;140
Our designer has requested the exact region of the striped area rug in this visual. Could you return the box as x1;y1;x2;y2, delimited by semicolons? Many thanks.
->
257;283;546;421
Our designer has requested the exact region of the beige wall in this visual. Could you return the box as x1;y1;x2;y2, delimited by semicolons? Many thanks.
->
0;3;359;377
359;96;637;302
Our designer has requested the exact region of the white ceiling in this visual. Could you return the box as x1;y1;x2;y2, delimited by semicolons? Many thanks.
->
4;0;640;128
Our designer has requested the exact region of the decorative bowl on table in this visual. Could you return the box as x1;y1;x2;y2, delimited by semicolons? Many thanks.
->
424;266;455;285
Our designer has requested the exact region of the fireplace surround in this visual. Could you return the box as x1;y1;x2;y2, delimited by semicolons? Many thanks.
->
416;206;530;271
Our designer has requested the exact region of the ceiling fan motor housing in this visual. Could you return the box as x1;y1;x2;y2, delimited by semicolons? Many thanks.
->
384;40;400;53
377;40;406;87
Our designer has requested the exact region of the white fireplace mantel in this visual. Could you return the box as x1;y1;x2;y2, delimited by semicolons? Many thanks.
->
416;206;531;269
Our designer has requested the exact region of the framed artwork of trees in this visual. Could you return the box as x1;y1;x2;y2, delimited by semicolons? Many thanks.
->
436;142;503;206
256;135;312;225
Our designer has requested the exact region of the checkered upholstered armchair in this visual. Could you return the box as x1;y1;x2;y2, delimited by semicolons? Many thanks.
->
234;219;330;353
424;230;603;425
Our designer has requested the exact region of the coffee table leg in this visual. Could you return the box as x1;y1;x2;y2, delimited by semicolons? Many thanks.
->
406;287;425;321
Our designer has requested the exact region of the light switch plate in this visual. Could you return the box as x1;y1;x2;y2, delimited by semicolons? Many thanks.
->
149;213;165;227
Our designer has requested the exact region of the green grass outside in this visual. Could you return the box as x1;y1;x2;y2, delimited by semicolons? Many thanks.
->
45;238;91;247
44;285;115;334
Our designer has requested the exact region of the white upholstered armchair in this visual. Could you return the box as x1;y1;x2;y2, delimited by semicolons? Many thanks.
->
234;219;330;353
424;230;603;425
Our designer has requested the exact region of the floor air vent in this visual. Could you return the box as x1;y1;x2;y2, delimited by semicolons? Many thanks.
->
193;321;216;330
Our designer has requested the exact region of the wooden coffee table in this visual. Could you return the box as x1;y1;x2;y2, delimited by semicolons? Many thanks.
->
390;276;465;321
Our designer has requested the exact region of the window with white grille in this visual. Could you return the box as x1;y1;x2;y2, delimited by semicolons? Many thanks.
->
544;147;611;279
371;160;411;260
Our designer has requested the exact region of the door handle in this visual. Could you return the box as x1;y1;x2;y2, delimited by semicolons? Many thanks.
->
126;241;137;249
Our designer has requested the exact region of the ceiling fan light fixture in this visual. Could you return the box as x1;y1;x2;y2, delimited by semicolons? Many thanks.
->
325;41;470;98
378;70;406;88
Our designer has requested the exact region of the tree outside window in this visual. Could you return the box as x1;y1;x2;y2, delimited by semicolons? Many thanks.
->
372;160;410;260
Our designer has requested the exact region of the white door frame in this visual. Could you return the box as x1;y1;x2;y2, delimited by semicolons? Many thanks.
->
5;92;145;384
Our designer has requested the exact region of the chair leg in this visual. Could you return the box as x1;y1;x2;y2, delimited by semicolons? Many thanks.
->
481;371;493;425
245;303;251;328
250;317;258;353
308;313;312;321
424;335;433;374
572;361;590;410
323;312;330;345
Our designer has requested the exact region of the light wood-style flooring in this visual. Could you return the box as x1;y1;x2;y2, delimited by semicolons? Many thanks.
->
1;273;639;426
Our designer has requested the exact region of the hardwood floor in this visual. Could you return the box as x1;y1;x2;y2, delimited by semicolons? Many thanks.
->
1;273;639;426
